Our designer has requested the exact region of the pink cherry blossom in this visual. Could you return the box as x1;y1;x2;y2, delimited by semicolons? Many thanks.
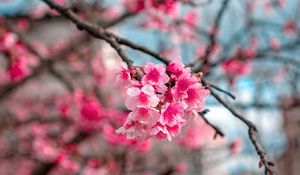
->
183;10;199;27
166;59;186;77
80;99;103;122
142;62;169;92
150;123;172;141
7;56;29;82
184;84;210;111
149;0;179;16
125;85;159;109
172;72;199;99
159;102;185;126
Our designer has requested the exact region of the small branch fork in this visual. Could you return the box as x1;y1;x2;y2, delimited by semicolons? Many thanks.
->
38;1;278;174
199;109;225;138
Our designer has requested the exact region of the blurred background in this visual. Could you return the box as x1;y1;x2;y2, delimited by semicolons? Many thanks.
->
0;0;299;175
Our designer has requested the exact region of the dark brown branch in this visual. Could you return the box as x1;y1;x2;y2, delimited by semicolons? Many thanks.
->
248;127;277;175
207;82;236;100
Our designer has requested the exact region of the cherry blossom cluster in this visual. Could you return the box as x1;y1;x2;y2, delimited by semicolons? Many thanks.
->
117;60;210;141
0;23;38;83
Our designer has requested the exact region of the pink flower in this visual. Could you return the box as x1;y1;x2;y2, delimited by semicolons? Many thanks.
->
124;0;179;17
166;59;186;77
142;62;169;92
117;120;149;138
117;105;160;139
150;0;179;16
80;99;103;121
166;124;182;137
118;84;161;139
117;66;140;87
184;10;199;26
184;84;210;111
54;0;67;5
125;85;159;110
118;67;131;84
150;123;172;141
7;56;29;82
159;102;185;126
172;72;199;99
129;107;160;127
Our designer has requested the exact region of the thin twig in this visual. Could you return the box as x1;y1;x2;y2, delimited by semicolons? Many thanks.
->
199;109;225;138
207;83;236;100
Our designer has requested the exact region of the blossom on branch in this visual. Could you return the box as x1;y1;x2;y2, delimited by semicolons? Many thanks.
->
117;60;209;141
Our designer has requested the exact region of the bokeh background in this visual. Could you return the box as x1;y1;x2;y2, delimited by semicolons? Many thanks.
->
0;0;299;175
